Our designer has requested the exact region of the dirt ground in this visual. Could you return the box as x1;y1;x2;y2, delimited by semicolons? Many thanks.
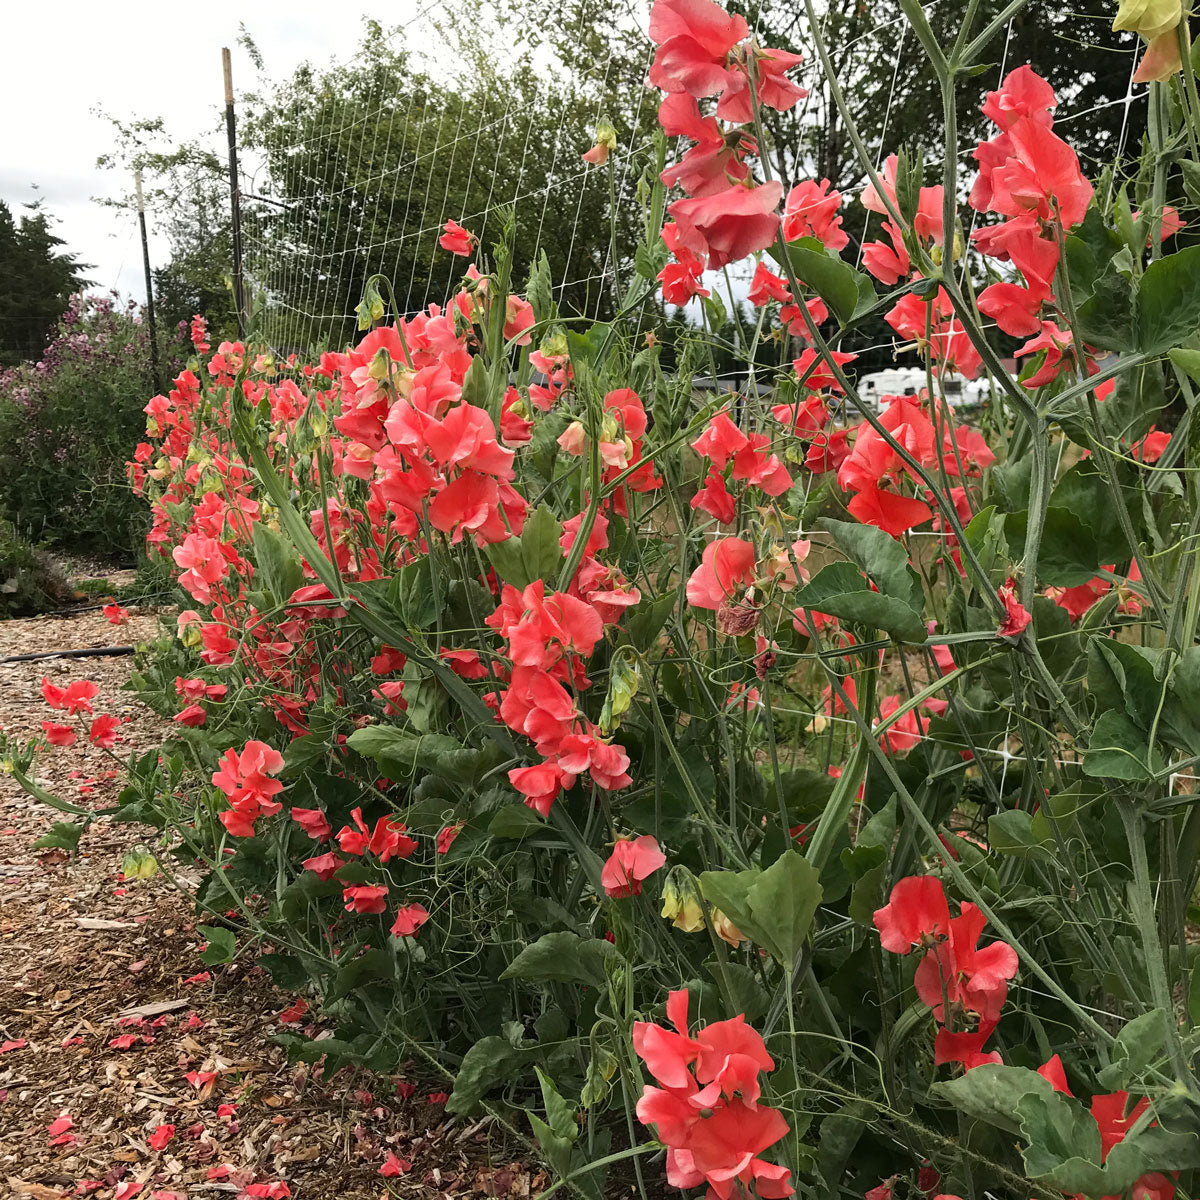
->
0;606;543;1200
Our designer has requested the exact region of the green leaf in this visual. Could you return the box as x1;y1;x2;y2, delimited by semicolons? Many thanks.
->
485;504;563;589
777;237;873;326
1016;1090;1104;1189
11;767;94;817
1082;710;1161;780
1097;1009;1168;1089
393;556;441;629
790;562;927;642
500;931;618;988
1050;465;1129;566
703;960;769;1021
935;1063;1053;1134
527;1115;573;1184
198;924;236;965
626;591;675;652
326;948;394;1002
251;521;305;606
535;1067;577;1142
259;952;310;991
701;852;822;966
1168;346;1200;386
526;249;556;324
1102;1123;1200;1190
1077;260;1136;352
856;796;897;850
848;862;888;924
1135;245;1200;354
1087;638;1163;730
988;809;1052;861
1005;507;1109;587
818;517;923;610
347;725;505;786
279;870;341;922
961;505;1007;579
565;325;609;367
488;803;547;839
817;1102;872;1187
703;291;726;331
635;239;669;282
33;820;85;856
446;1035;521;1115
743;850;822;966
520;505;565;586
699;866;770;950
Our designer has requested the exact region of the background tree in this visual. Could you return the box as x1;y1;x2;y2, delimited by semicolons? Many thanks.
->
0;199;91;367
242;18;658;351
95;115;238;341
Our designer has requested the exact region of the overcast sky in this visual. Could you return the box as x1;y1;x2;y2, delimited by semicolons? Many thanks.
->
1;0;422;304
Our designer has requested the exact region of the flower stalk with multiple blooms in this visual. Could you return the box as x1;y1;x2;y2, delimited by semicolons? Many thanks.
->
10;0;1200;1196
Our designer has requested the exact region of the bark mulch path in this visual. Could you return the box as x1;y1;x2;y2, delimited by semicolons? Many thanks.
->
0;608;542;1200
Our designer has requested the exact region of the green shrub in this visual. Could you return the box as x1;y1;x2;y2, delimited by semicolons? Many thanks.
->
0;294;185;559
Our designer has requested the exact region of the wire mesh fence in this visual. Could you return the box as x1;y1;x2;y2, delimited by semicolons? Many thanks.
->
227;2;1147;361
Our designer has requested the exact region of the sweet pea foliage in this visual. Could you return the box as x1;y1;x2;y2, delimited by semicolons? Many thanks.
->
18;0;1200;1196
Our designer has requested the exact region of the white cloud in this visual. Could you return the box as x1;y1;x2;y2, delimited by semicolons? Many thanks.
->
1;0;420;302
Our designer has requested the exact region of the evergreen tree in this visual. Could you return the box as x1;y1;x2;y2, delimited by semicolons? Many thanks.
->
0;199;91;366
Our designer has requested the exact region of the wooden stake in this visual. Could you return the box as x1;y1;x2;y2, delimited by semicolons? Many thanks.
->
222;47;246;337
134;168;162;393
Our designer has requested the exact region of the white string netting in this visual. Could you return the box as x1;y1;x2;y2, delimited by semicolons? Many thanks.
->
234;4;1147;362
238;9;658;355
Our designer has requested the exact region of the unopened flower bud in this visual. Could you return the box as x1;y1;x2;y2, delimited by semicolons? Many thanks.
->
582;119;619;165
711;909;746;948
660;866;705;933
368;349;392;382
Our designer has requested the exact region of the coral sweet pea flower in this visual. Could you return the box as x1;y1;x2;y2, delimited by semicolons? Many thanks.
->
873;876;953;953
914;902;1019;1023
782;178;849;250
846;487;933;539
390;903;430;938
439;220;476;256
647;0;749;99
89;714;121;748
669;181;784;270
342;884;389;915
996;578;1032;639
601;836;667;898
60;680;99;716
685;537;756;610
302;852;345;881
291;808;332;841
42;721;76;747
933;1021;1002;1071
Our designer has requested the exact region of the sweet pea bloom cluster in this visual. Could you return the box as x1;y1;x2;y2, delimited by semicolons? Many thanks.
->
874;876;1018;1069
634;990;793;1198
649;0;805;299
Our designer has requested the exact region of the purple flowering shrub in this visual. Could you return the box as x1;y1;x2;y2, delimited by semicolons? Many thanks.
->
0;294;186;557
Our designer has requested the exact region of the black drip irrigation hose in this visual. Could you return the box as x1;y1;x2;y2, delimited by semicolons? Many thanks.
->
0;646;136;666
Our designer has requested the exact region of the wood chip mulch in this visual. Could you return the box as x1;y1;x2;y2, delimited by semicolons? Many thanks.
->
0;608;543;1200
